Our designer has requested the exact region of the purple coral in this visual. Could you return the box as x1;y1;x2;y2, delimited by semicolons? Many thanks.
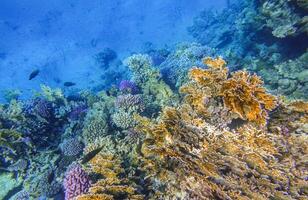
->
60;138;84;156
119;80;138;94
115;94;144;112
63;163;91;200
69;104;88;120
24;98;54;119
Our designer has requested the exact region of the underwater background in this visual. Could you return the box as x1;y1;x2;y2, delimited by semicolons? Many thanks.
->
0;0;307;200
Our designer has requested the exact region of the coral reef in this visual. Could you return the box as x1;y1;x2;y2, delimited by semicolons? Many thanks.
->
159;42;216;89
180;57;277;126
119;80;138;94
77;151;144;200
188;0;308;99
64;163;91;200
136;57;307;199
124;54;174;107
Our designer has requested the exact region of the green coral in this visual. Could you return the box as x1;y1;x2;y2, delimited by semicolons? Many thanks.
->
111;110;137;129
0;172;23;200
124;54;173;107
39;84;66;103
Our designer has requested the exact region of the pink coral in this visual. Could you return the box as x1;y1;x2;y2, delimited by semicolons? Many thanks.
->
63;163;91;200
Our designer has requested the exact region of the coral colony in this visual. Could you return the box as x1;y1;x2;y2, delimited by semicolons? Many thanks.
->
0;1;307;200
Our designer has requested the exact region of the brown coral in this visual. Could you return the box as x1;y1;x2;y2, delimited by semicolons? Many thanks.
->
181;57;277;126
221;70;277;125
136;57;307;199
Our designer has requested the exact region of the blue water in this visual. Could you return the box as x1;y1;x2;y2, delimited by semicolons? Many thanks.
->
0;0;226;101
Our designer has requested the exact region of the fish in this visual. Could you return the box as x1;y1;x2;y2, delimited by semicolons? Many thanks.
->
29;69;40;80
64;82;76;87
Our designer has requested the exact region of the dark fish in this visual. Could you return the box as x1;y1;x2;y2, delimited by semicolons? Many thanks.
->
29;69;40;80
64;82;76;87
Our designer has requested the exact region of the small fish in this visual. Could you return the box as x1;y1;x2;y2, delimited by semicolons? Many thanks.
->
64;82;76;87
29;69;40;80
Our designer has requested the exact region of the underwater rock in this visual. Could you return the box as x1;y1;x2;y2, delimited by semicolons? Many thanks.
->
95;48;117;68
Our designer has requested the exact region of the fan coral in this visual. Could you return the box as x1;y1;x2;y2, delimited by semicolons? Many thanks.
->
181;57;277;126
135;57;307;199
221;70;277;125
119;80;138;94
63;163;91;200
76;152;144;200
60;138;84;157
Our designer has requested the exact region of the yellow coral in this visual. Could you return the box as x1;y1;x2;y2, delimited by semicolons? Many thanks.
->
137;57;307;199
221;71;277;125
181;57;277;126
203;56;226;68
77;152;144;200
